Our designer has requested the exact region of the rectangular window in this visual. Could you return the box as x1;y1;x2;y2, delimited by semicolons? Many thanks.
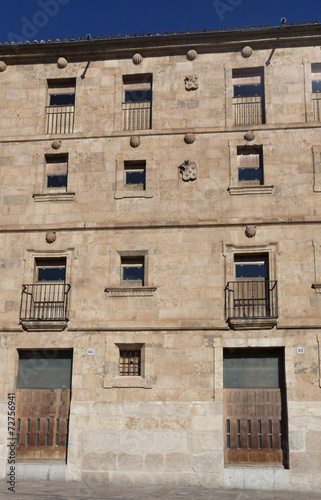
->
234;83;263;98
237;146;263;185
45;154;68;189
231;254;271;319
119;347;141;376
46;79;76;134
124;160;146;190
35;258;66;282
312;63;321;121
122;74;152;131
233;68;265;125
234;254;268;279
121;256;144;285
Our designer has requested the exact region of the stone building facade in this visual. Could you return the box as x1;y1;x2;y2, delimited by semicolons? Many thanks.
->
0;21;321;492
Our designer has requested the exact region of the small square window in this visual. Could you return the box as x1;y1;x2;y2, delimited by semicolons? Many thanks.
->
47;79;76;106
121;256;144;285
124;161;146;190
237;146;263;185
119;347;141;376
45;154;68;189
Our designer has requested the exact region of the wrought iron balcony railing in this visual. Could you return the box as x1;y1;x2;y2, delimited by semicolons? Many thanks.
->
20;283;71;322
313;93;321;122
46;105;75;134
122;101;151;131
225;280;278;320
233;96;264;126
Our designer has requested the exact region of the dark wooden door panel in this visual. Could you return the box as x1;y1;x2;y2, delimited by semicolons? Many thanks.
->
224;388;283;466
16;388;70;462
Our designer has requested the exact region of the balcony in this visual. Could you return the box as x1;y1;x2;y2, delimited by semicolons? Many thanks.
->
225;280;278;330
46;105;75;134
20;283;71;331
233;96;264;126
122;101;151;131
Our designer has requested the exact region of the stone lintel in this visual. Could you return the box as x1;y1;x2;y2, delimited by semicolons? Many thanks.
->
33;193;75;203
105;287;157;297
228;185;274;196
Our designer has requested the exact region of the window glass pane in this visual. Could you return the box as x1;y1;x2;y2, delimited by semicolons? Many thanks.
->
235;263;267;279
122;265;144;281
49;93;75;106
17;350;72;389
37;267;66;281
312;80;321;93
125;170;145;185
223;350;281;388
124;89;152;102
234;84;263;97
47;175;67;188
238;167;263;182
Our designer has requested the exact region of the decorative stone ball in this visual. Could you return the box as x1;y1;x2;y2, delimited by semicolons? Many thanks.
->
244;130;255;142
184;133;196;144
187;49;197;61
0;61;7;72
130;136;141;148
245;225;257;238
132;53;143;65
51;140;62;150
241;46;253;58
46;231;57;244
57;57;68;68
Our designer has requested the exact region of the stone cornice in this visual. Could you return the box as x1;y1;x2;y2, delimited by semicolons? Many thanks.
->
3;216;321;234
0;24;321;62
1;121;321;145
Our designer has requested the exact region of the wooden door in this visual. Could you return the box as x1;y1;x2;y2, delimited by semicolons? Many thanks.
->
224;388;283;465
223;348;288;467
16;389;70;462
16;349;72;462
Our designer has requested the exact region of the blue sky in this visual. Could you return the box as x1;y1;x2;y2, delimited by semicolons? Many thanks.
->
0;0;320;44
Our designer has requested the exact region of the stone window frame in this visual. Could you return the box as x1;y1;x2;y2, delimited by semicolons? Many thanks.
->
33;151;75;203
105;249;156;297
47;78;76;107
23;248;75;285
223;242;279;329
303;61;321;123
21;247;75;331
228;138;274;196
118;343;144;377
122;73;153;131
44;153;69;192
312;146;321;193
114;158;153;199
103;337;154;389
224;64;271;128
